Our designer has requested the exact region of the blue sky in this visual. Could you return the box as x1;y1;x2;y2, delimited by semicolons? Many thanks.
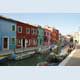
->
0;13;80;35
0;0;80;35
0;0;80;12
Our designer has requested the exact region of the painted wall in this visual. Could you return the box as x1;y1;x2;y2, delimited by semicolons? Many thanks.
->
44;29;51;46
43;26;59;44
16;22;31;48
37;27;44;46
51;29;59;43
0;19;16;50
30;26;38;47
17;22;38;48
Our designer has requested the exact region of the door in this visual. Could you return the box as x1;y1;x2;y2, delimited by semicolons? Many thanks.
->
23;39;25;48
3;37;8;49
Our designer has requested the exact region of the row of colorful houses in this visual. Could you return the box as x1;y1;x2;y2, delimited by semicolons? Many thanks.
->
0;16;59;50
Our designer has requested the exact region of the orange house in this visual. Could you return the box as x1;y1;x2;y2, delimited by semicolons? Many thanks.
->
51;29;59;43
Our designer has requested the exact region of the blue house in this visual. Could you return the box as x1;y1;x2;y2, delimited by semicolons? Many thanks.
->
0;16;16;50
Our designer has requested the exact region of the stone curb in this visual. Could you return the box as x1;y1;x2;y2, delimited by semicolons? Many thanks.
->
59;49;76;66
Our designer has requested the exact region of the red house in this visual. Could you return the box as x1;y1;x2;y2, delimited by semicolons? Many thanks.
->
16;21;38;48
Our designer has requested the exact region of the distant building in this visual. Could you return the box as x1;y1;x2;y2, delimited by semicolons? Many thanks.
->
44;25;59;46
51;28;59;43
72;32;80;44
44;26;59;45
65;35;73;42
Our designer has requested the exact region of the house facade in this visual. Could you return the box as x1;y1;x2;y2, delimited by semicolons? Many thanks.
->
0;16;60;50
44;27;51;46
51;28;59;43
44;26;59;46
30;25;38;47
16;22;31;48
37;25;44;46
16;22;38;48
71;32;80;44
0;16;16;50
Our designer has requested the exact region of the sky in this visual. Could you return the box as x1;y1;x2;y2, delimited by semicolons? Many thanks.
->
0;0;80;13
0;0;80;35
0;13;80;35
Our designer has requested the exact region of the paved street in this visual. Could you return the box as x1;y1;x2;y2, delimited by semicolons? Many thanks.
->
64;44;80;66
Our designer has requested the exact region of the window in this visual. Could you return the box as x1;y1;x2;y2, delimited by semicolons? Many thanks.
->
31;29;34;34
37;30;39;34
26;28;30;33
44;36;48;42
18;27;22;33
34;30;37;34
11;38;16;44
44;32;46;35
34;30;36;33
17;39;21;45
47;32;49;35
12;25;16;31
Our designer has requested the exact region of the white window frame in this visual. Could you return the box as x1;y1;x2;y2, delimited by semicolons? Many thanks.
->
18;26;22;33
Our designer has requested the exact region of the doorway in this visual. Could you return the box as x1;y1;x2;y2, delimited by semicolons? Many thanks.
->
3;37;9;50
23;39;25;48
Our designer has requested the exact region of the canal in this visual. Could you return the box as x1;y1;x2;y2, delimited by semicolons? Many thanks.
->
0;54;47;66
0;46;68;66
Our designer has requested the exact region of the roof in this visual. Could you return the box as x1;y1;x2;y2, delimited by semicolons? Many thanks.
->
0;16;38;28
0;16;17;23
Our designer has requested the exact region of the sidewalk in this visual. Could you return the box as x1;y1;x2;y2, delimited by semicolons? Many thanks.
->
59;44;80;66
65;49;80;66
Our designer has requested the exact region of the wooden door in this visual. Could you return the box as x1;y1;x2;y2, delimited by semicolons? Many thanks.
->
3;38;8;49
